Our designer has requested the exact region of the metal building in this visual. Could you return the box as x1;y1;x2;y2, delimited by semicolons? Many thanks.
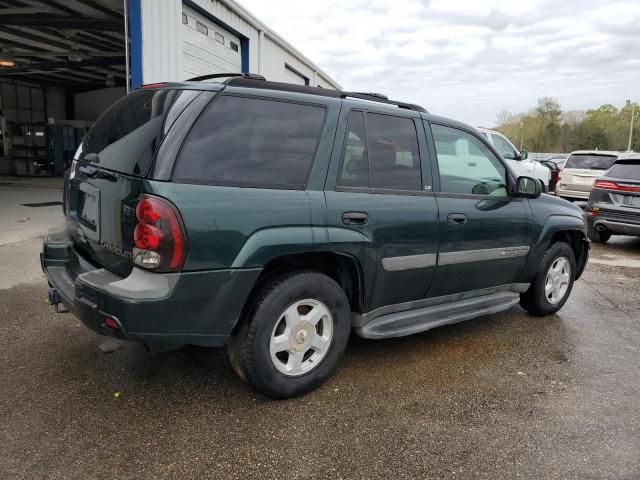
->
0;0;340;176
139;0;340;89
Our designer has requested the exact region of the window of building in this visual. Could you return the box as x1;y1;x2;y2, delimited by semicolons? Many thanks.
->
182;13;188;25
174;96;326;189
215;32;224;44
431;124;507;196
230;41;239;52
196;21;208;35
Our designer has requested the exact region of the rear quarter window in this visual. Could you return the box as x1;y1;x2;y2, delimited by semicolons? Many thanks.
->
173;95;326;189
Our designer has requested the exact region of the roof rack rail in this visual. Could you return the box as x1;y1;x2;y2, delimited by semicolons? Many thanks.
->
342;92;426;112
223;77;428;113
186;72;266;82
353;92;388;100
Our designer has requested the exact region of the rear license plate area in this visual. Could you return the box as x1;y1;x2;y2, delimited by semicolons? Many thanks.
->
75;183;100;232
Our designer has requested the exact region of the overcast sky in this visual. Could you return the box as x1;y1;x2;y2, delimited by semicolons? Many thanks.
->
238;0;640;127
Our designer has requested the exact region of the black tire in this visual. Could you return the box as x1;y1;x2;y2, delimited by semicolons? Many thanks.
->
520;242;576;316
588;224;611;243
227;270;351;399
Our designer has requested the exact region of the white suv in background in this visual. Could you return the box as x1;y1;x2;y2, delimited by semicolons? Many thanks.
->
477;127;551;191
556;150;619;200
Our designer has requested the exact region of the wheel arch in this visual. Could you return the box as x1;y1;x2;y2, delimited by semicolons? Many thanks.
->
231;251;365;334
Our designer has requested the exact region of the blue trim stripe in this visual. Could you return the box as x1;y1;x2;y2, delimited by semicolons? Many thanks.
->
128;0;143;89
240;38;249;73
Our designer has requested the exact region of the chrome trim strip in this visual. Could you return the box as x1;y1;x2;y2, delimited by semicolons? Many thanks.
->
382;253;437;271
439;246;530;266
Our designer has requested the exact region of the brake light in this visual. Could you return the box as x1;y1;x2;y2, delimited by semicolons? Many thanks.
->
140;82;167;89
593;180;640;193
133;195;188;271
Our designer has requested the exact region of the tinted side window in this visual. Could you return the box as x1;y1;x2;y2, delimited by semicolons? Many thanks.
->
174;95;326;188
337;111;369;188
432;124;507;197
367;113;422;191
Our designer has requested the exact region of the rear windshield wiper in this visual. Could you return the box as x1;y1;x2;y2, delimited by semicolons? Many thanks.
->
78;164;118;182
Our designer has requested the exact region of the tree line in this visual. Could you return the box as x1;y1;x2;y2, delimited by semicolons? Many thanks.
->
493;97;638;153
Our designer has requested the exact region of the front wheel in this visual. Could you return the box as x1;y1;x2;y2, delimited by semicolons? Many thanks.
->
520;242;576;316
227;271;351;399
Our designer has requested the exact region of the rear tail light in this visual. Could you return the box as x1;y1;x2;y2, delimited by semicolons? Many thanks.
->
133;195;188;272
593;180;640;193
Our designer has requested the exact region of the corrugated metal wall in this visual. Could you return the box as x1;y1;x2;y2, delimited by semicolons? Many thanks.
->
138;0;340;89
140;0;183;84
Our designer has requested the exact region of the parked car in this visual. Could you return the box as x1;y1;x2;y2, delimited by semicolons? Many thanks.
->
585;153;640;243
556;150;619;200
42;75;589;398
476;128;551;191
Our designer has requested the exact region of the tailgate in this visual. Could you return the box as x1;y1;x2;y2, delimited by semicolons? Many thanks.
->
65;87;201;276
66;164;142;277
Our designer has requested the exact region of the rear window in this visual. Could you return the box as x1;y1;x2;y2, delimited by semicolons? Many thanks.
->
606;161;640;180
565;154;617;170
173;95;326;189
77;89;199;176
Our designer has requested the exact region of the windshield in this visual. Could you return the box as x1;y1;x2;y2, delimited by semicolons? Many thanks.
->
565;154;617;170
76;89;199;176
607;161;640;180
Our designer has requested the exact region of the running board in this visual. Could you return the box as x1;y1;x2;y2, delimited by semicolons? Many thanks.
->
355;291;521;339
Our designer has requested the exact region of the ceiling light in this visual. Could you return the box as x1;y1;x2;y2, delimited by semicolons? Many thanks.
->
0;58;15;68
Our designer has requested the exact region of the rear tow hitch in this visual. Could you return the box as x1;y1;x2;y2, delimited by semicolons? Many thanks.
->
48;289;69;314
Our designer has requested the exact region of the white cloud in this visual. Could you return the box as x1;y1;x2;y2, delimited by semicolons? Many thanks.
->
238;0;640;126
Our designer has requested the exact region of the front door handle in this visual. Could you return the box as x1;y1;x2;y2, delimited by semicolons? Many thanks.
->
342;211;369;225
447;213;467;225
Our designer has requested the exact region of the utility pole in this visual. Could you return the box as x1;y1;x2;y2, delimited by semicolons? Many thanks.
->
628;103;636;152
519;121;524;150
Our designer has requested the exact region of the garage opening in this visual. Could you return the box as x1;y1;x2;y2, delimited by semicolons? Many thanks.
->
0;0;126;176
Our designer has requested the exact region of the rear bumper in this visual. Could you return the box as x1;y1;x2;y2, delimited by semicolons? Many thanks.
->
589;217;640;237
556;187;591;200
41;225;261;347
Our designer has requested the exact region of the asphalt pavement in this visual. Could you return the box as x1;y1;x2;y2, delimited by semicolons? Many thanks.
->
1;178;639;479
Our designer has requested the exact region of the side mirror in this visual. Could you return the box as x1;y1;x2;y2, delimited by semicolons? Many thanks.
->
518;150;528;160
514;176;541;198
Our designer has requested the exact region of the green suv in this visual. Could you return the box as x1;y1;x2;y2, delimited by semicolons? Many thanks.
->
42;74;589;398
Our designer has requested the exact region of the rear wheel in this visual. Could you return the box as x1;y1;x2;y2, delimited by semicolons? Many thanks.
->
520;242;576;316
227;271;351;398
588;224;611;243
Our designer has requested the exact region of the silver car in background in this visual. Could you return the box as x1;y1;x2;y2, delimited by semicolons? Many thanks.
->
556;150;619;200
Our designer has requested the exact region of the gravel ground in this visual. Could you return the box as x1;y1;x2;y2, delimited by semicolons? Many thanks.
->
0;180;639;479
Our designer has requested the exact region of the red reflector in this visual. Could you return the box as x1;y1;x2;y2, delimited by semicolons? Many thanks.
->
104;317;119;330
134;223;163;250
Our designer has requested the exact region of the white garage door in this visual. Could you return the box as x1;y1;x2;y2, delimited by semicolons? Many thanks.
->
181;7;242;80
283;65;308;86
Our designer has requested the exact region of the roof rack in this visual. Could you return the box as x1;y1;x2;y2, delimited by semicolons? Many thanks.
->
224;77;428;113
186;72;266;82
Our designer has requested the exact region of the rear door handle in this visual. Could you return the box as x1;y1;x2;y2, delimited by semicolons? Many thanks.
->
447;213;467;225
342;211;369;225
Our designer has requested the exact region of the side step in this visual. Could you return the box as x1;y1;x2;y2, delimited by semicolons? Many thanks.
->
355;291;520;339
